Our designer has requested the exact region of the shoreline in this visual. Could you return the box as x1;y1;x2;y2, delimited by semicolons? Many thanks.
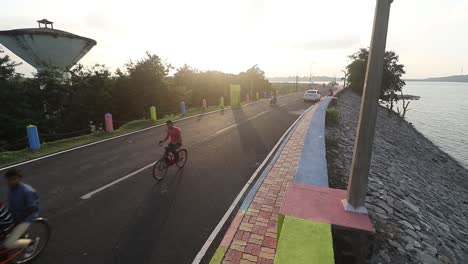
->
326;90;468;263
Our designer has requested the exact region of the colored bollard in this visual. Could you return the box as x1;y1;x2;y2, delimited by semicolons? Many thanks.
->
246;93;250;103
202;99;207;111
26;125;40;151
263;91;267;98
150;106;157;121
256;92;259;101
275;90;279;97
230;84;241;107
219;97;225;109
180;102;186;116
105;113;114;132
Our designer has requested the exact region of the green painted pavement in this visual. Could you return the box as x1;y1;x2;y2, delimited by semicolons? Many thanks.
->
275;216;334;264
209;247;227;264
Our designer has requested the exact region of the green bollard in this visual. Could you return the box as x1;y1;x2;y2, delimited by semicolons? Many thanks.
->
150;106;157;121
219;97;225;109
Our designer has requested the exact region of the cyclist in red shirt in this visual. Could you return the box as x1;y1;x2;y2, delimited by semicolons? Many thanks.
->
159;120;183;161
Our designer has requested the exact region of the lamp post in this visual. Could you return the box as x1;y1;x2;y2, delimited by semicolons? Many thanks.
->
344;0;393;212
341;69;349;88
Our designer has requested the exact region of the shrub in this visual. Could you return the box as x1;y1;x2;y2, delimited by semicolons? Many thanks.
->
326;107;340;125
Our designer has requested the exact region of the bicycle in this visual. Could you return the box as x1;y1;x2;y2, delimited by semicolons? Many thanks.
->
152;143;188;181
0;218;50;264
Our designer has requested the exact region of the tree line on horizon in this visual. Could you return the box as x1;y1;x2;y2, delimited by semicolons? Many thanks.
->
0;47;407;151
0;51;271;151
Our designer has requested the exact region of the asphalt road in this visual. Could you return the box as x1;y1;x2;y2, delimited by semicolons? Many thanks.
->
3;91;324;264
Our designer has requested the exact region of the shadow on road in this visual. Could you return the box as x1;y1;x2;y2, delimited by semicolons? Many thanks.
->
231;107;268;173
111;168;185;264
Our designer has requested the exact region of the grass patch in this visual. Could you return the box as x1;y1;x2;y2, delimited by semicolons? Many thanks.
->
0;105;228;168
0;119;153;168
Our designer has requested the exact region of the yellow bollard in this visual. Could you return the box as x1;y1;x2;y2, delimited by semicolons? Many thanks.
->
150;106;157;121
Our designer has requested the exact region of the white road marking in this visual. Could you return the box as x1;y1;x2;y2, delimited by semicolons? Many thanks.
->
215;124;238;134
215;111;267;134
80;162;155;199
191;106;312;264
248;111;267;120
80;109;271;200
1;93;299;171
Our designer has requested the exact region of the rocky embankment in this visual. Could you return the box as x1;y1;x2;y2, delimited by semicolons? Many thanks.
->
325;90;468;264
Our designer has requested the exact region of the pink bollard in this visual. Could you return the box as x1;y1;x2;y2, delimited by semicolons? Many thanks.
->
202;99;207;109
105;113;114;132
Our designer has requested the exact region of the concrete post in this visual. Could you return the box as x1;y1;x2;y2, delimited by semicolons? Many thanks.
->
150;106;157;121
26;125;40;151
180;102;186;116
105;113;114;132
344;0;393;212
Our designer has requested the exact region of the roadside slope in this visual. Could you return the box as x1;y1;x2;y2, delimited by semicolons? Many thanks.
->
326;90;468;263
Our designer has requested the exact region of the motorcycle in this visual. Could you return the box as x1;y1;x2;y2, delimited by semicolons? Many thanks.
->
269;97;278;106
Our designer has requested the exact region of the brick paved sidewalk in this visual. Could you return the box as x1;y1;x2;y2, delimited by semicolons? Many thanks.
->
215;106;316;264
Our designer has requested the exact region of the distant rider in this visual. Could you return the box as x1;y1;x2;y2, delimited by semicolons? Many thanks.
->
159;120;183;161
270;95;277;105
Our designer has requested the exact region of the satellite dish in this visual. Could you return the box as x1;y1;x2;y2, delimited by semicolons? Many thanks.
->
0;19;97;71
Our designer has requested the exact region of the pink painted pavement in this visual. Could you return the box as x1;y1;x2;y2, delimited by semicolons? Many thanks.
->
280;183;375;232
221;106;317;264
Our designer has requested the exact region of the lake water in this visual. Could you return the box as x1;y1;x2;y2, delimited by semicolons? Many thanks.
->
399;82;468;169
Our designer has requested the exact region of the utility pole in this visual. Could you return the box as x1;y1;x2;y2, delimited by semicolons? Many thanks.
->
344;0;393;212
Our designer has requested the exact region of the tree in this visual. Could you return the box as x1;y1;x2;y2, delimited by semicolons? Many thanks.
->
346;48;406;111
0;50;22;81
239;65;271;99
123;52;172;118
0;49;273;150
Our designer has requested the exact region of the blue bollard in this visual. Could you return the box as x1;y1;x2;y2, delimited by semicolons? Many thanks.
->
180;102;186;116
26;125;40;151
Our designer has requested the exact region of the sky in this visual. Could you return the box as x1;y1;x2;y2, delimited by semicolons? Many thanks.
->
1;0;467;79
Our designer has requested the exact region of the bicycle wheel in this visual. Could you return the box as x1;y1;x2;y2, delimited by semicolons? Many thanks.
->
152;159;168;181
12;218;50;264
176;149;188;168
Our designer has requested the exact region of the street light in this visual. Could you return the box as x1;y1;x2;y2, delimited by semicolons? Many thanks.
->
344;0;393;212
341;69;349;88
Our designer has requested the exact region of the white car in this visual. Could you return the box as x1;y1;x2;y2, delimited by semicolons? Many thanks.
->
303;89;321;102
